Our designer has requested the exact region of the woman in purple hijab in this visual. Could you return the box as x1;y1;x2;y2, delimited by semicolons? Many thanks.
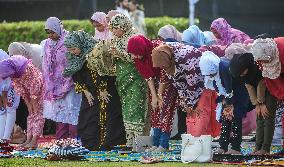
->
0;55;44;148
42;17;81;139
210;18;250;46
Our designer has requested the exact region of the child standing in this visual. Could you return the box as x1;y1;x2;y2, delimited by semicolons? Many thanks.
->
0;50;20;142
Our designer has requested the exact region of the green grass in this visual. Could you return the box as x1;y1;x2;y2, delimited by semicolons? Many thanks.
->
0;158;234;167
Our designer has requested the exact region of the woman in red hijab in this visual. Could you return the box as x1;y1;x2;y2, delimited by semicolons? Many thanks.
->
127;35;178;152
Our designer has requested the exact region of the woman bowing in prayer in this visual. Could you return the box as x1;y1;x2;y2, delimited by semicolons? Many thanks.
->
182;25;216;47
8;42;43;71
199;51;251;155
0;55;44;148
64;30;126;150
108;14;147;147
42;17;81;139
151;43;223;137
210;18;250;46
127;35;178;152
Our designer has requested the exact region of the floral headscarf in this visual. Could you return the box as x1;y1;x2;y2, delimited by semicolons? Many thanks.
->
109;14;137;63
109;14;133;32
252;38;280;79
211;18;250;46
63;31;97;77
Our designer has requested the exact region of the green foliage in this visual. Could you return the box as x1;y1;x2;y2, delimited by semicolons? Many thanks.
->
0;17;189;51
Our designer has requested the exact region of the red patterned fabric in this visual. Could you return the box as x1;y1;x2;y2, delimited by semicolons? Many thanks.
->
186;89;221;137
263;37;284;100
127;35;160;79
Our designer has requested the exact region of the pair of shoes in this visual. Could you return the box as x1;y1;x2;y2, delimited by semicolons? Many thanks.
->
151;146;168;153
145;146;157;152
214;148;226;154
251;149;270;155
225;149;242;155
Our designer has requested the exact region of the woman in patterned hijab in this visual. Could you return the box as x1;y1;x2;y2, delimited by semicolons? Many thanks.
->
108;14;148;148
63;30;126;150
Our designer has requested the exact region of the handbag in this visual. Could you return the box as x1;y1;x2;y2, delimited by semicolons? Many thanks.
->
181;134;213;163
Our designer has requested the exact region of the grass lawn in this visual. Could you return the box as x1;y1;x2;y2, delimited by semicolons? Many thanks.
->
0;158;236;167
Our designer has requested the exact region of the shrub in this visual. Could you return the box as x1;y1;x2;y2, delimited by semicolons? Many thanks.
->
0;17;189;50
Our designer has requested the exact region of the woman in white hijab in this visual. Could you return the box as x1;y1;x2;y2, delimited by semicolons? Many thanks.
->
8;42;43;71
199;51;252;155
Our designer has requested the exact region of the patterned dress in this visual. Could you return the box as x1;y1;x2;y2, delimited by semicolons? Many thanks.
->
166;42;222;137
12;63;45;136
109;15;147;145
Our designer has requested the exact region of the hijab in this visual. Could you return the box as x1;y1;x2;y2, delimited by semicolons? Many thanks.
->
251;38;280;79
158;25;182;42
151;44;175;75
225;43;252;60
230;53;262;87
211;18;250;46
91;12;112;40
63;31;97;77
0;55;29;80
182;25;211;47
8;42;43;71
127;35;160;78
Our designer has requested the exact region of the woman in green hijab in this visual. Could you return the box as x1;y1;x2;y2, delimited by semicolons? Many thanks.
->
107;14;147;147
63;30;126;150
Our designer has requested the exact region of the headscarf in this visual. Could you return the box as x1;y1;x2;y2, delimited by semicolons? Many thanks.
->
251;38;280;79
0;55;29;80
63;31;97;77
211;18;250;46
158;25;182;42
109;14;133;32
91;12;112;40
106;10;120;21
151;44;174;73
127;35;160;79
45;17;63;36
0;49;9;61
203;31;217;45
225;43;252;60
229;53;263;87
109;14;137;63
199;51;228;122
43;17;73;100
182;25;208;47
0;50;12;91
8;42;43;71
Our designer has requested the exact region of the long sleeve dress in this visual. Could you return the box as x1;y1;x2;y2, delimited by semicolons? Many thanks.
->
110;28;147;145
166;42;222;137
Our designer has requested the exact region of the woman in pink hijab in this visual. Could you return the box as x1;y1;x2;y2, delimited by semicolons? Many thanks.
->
42;17;81;140
90;12;112;41
210;18;250;46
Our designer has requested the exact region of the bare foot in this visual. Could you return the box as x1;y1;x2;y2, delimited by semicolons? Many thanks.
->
24;142;38;149
215;148;226;154
19;140;30;148
225;149;242;155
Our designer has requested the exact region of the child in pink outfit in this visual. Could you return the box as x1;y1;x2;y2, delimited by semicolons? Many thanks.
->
0;55;45;148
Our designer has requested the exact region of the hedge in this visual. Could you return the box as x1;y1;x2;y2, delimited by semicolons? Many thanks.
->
0;17;190;51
